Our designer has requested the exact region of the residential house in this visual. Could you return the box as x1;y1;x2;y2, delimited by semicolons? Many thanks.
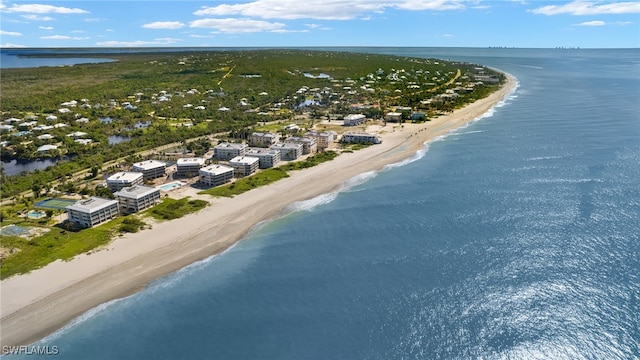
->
343;114;366;126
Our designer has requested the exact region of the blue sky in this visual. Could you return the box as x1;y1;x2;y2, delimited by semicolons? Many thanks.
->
1;1;639;48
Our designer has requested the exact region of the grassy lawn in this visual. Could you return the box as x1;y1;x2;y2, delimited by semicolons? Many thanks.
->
279;151;338;171
199;167;289;198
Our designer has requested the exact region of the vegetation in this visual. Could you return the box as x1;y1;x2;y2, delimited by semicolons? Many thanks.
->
1;49;503;199
148;198;209;220
118;216;146;233
200;167;289;197
0;219;124;279
279;151;338;171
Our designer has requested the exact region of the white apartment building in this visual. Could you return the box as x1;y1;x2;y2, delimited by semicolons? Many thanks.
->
114;185;161;214
176;157;206;177
199;164;234;186
214;142;248;160
106;172;144;192
132;160;166;180
341;132;382;144
343;114;366;126
305;131;337;150
270;143;303;161
245;148;281;169
229;156;260;177
248;132;280;148
284;136;317;154
66;197;120;228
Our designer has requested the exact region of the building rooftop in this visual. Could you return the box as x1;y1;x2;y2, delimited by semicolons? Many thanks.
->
132;160;166;170
200;164;234;175
113;185;159;199
229;156;260;165
271;143;303;150
66;196;118;213
176;157;206;166
214;142;248;149
246;148;280;155
107;171;144;183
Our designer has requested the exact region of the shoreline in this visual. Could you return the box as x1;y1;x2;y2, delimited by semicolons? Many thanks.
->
0;73;517;347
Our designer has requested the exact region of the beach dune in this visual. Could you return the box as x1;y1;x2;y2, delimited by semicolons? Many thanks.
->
0;74;516;347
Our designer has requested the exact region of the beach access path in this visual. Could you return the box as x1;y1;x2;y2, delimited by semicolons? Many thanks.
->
0;74;516;347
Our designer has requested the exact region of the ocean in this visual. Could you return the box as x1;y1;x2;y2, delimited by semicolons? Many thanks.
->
12;48;640;359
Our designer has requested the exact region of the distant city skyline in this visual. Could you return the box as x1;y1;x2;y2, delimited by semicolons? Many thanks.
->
1;0;639;48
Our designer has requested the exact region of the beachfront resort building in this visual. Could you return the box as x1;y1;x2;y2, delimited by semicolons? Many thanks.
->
66;196;120;228
343;114;366;126
305;131;337;150
214;142;248;160
248;132;280;148
199;164;234;187
245;148;281;169
229;156;260;177
341;132;382;144
176;157;206;177
114;185;161;214
271;143;303;161
106;172;144;192
285;136;317;154
132;160;166;180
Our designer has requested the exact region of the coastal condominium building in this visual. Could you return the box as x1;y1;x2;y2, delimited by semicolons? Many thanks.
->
343;114;366;126
248;132;280;148
270;143;303;161
106;172;144;192
229;156;260;177
341;132;382;144
214;142;248;160
199;164;234;187
284;136;317;154
176;157;206;177
66;196;120;228
305;131;337;150
132;160;166;180
113;185;161;214
245;148;281;169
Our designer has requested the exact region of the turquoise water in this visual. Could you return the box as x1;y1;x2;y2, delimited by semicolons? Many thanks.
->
16;48;640;359
158;182;182;191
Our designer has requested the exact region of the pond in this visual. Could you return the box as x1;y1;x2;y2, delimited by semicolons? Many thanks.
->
2;158;63;176
108;135;132;145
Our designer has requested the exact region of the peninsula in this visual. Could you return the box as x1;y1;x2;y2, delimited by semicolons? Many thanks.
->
0;49;516;347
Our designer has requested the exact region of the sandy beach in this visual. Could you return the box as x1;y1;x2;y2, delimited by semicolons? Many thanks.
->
1;74;516;347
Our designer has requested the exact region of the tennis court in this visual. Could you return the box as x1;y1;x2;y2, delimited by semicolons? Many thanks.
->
35;198;77;210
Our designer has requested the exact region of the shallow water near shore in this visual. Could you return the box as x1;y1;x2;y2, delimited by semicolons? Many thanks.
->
18;48;640;359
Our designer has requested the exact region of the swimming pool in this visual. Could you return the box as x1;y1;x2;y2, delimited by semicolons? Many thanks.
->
27;210;46;219
158;182;184;191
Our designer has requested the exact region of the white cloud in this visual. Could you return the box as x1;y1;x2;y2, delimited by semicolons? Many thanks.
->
96;38;182;47
38;25;53;30
193;0;466;20
22;14;53;21
1;42;27;48
40;35;89;40
530;1;640;15
575;20;606;26
142;21;185;29
0;29;22;36
3;3;89;14
190;18;286;33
